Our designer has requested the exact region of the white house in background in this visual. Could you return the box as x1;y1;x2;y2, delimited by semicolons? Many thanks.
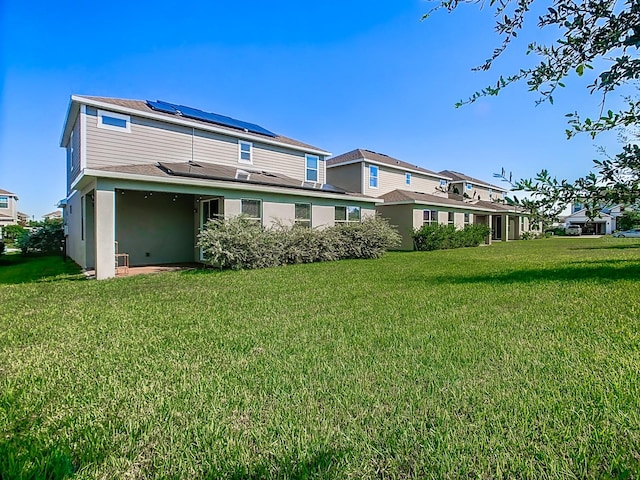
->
59;96;379;279
42;210;63;221
565;204;637;234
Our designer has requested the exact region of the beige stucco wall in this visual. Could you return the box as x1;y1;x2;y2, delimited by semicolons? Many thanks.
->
115;190;196;265
64;190;85;267
376;204;416;251
312;205;334;228
263;202;295;227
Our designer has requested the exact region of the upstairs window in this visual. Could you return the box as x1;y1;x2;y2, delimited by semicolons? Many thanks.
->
335;206;361;224
423;210;438;225
405;172;411;186
241;199;262;223
440;179;447;187
489;188;493;198
239;141;253;164
369;165;379;188
97;109;131;132
306;154;319;182
0;196;8;209
466;182;473;191
295;203;312;227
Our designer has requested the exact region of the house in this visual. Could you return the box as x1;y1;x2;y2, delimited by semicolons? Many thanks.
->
17;212;30;226
42;210;63;221
60;96;378;279
564;204;636;234
438;170;508;202
0;189;20;235
327;149;534;250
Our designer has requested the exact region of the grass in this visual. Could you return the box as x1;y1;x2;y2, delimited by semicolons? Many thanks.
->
1;237;639;479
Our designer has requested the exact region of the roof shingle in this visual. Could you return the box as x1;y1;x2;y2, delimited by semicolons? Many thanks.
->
327;149;446;178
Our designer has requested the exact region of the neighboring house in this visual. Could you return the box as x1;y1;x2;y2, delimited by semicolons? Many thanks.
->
43;210;63;221
438;170;508;202
327;149;534;250
564;204;637;234
60;96;378;279
0;189;19;235
17;212;30;226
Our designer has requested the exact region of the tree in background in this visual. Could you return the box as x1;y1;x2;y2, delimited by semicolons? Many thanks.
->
617;209;640;230
425;0;640;220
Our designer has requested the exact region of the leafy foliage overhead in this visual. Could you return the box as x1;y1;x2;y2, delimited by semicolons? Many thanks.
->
426;0;640;221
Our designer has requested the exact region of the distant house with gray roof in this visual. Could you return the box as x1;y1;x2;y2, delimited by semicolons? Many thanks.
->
327;149;535;250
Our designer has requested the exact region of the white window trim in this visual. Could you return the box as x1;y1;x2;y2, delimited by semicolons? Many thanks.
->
97;109;131;133
305;154;319;182
369;165;379;189
238;140;253;165
240;198;262;224
335;205;361;224
294;202;312;226
405;172;411;186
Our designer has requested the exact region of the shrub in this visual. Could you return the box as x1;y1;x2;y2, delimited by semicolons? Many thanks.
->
2;224;25;241
16;223;64;255
198;215;400;270
413;223;491;251
0;240;5;255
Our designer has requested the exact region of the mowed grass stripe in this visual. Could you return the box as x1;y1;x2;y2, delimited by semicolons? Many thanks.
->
0;237;639;478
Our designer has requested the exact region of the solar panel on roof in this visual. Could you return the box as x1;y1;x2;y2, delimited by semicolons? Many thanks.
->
146;100;277;137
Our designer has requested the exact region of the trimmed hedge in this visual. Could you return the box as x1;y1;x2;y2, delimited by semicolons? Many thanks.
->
198;215;401;270
413;223;491;251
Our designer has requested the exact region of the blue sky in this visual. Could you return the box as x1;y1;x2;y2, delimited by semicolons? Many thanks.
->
0;0;623;218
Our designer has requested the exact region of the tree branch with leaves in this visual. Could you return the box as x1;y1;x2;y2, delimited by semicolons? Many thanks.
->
426;0;640;216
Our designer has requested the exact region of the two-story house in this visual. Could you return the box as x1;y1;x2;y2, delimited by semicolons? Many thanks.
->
0;189;20;235
326;149;534;250
60;96;379;279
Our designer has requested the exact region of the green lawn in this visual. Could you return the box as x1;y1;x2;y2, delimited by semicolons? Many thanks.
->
1;238;639;479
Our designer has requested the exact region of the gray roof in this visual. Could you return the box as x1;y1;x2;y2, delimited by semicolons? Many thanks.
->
76;96;327;153
439;170;506;191
327;149;447;178
96;161;371;198
379;189;521;213
0;189;17;197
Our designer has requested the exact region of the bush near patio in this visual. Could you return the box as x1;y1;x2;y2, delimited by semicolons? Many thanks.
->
16;222;64;255
197;215;401;270
413;223;490;251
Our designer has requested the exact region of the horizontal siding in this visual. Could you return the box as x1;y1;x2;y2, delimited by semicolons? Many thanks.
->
68;119;81;191
364;164;442;197
86;112;194;168
85;108;322;184
326;163;362;193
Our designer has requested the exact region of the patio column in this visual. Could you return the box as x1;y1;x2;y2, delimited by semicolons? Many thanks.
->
502;214;509;242
94;187;116;280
